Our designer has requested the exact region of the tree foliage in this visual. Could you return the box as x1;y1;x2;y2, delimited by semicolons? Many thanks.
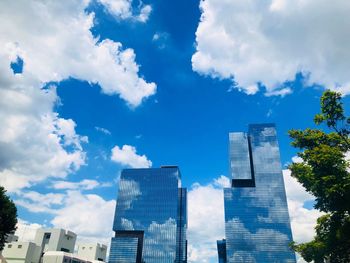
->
0;186;17;251
289;90;350;262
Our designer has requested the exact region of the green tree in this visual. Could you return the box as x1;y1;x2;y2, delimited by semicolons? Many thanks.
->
0;186;17;251
289;90;350;262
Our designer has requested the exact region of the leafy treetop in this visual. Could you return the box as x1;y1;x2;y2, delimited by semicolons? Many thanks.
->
289;90;350;262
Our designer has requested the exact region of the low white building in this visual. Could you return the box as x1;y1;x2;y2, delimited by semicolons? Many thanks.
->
1;241;41;263
34;228;76;256
43;251;107;263
2;228;76;263
0;233;19;263
43;251;89;263
77;243;107;262
2;228;106;263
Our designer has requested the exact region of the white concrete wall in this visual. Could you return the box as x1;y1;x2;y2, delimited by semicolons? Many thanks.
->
2;242;41;263
34;228;76;254
77;243;107;261
42;252;65;263
43;251;92;263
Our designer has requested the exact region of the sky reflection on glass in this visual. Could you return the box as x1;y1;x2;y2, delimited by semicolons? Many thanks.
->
109;167;187;263
224;124;296;262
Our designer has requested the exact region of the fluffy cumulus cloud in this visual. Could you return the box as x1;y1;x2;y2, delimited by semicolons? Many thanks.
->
51;179;101;190
0;0;156;107
15;191;65;213
192;0;350;95
14;190;115;246
51;191;115;244
98;0;152;22
0;79;86;192
187;177;227;263
283;170;323;243
111;144;152;168
0;0;156;193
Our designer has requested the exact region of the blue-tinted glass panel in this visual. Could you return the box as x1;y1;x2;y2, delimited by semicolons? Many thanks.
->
109;237;138;263
109;167;187;263
176;188;187;262
224;124;296;263
229;132;252;180
217;239;227;263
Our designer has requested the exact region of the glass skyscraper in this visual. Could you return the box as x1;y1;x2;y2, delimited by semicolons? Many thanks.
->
217;239;227;263
109;166;187;263
223;123;296;262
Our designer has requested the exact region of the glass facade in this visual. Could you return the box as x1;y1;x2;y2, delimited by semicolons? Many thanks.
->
109;166;187;263
217;239;227;263
229;132;252;180
224;124;296;262
109;236;140;262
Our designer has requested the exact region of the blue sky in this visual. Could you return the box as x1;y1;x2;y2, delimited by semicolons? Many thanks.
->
1;0;350;262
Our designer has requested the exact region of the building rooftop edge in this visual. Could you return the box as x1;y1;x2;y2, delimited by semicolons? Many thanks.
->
229;123;277;134
122;166;180;171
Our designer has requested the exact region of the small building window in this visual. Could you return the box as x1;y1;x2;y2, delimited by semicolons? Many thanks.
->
8;244;12;248
18;245;22;248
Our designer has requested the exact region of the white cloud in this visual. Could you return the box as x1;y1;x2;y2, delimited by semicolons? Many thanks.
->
0;0;156;193
98;0;152;22
152;32;170;49
292;156;304;164
51;191;115;244
14;190;115;247
0;0;156;107
137;4;152;23
192;0;350;95
95;126;111;135
265;87;292;97
187;177;227;263
283;169;323;263
213;175;231;188
16;191;64;212
98;0;133;19
51;179;101;190
283;170;323;243
111;144;152;168
0;87;87;192
283;169;314;204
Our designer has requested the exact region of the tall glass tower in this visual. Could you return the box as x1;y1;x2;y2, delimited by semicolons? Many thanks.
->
109;166;187;263
223;124;296;262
